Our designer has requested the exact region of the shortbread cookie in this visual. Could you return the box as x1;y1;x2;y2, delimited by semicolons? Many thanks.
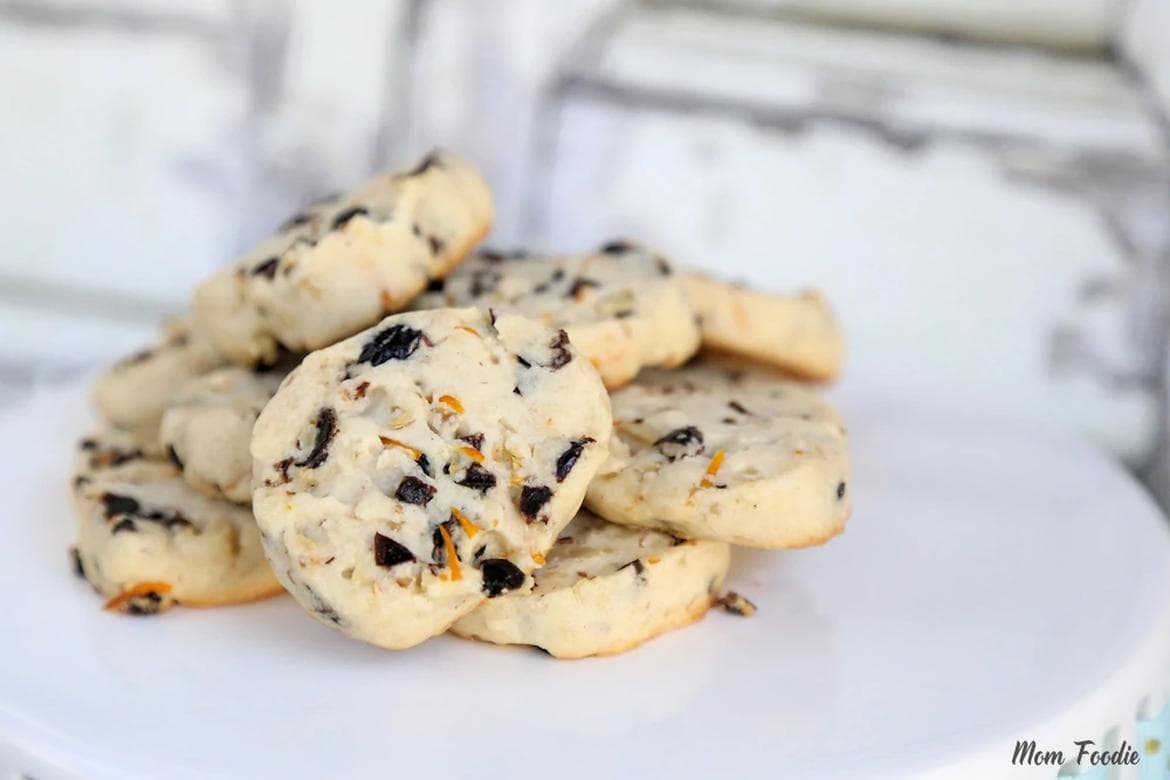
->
683;273;844;381
193;151;493;367
251;308;612;649
91;317;225;436
72;433;281;614
70;428;174;497
160;366;288;503
586;359;850;548
411;242;700;388
453;510;730;658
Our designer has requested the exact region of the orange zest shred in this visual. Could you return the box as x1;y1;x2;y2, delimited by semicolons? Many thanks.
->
438;394;464;413
103;581;172;612
647;556;662;564
450;507;479;538
457;326;480;336
379;436;421;461
531;552;546;565
438;524;461;581
458;446;484;463
700;448;726;489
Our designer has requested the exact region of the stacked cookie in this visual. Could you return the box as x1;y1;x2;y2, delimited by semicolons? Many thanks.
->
70;150;850;657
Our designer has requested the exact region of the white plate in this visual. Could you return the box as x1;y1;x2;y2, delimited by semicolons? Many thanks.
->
1;386;1168;780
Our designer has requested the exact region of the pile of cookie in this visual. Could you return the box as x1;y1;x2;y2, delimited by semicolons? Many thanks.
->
70;151;850;658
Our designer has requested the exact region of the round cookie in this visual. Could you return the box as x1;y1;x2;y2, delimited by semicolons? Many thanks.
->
91;316;226;437
452;510;730;658
72;432;281;614
411;242;700;388
586;359;851;549
250;307;612;649
193;150;493;367
160;365;289;504
70;427;174;498
682;273;844;381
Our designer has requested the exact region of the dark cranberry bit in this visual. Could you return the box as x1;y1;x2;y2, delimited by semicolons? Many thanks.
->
302;583;343;624
654;426;705;462
125;592;165;616
619;559;645;576
547;330;572;370
80;439;97;451
331;206;369;230
118;349;155;368
728;400;751;415
656;257;673;276
519;485;553;520
459;432;484;451
516;355;531;368
480;559;525;597
456;463;497;494
406;150;442;177
565;277;600;299
416;452;434;478
513;386;522;396
427;235;444;255
252;257;280;280
554;437;595;482
101;492;140;519
167;445;184;470
279;212;312;231
469;268;502;298
395;476;436;506
295;408;338;469
600;240;634;254
533;268;565;294
718;591;758;617
111;518;137;534
425;277;445;293
274;457;295;484
374;533;416;567
358;324;424;366
837;481;847;500
431;520;459;565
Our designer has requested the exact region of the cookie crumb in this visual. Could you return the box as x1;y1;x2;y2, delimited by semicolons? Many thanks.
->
719;591;757;617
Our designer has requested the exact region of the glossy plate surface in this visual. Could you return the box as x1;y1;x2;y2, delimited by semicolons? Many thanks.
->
1;386;1168;779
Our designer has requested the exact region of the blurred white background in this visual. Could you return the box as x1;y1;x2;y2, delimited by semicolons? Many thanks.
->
2;0;1170;499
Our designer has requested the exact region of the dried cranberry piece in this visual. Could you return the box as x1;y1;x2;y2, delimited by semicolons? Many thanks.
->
374;533;416;567
480;559;525;597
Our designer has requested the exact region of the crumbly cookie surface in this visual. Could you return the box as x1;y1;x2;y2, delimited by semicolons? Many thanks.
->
586;359;851;548
683;273;844;381
72;431;280;614
160;366;289;503
453;510;729;658
193;151;493;366
411;243;699;388
250;307;612;649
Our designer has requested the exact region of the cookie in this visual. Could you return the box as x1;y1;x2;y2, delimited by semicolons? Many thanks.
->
72;432;281;614
585;359;851;548
410;242;700;388
91;316;226;437
452;510;730;658
682;273;844;381
250;307;612;649
160;365;288;504
193;151;493;367
70;427;174;498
